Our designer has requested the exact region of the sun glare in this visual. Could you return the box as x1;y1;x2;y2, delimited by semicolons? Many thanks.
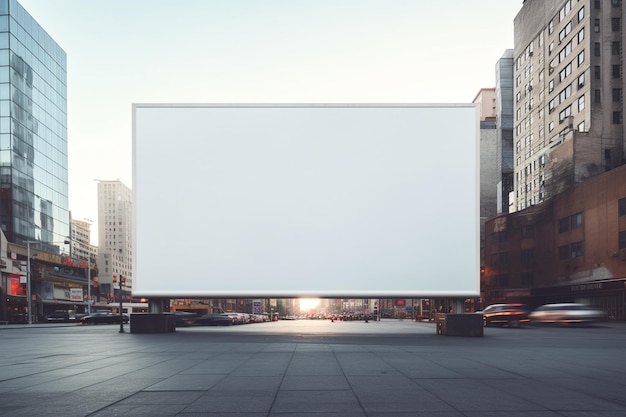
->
299;298;320;312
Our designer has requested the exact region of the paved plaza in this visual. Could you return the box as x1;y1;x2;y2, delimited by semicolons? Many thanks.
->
1;319;626;416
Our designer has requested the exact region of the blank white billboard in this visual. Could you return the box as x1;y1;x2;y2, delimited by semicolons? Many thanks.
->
133;104;479;298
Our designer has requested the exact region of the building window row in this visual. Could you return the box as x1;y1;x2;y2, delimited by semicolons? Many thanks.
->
559;0;574;22
558;241;584;260
490;252;508;267
558;212;583;233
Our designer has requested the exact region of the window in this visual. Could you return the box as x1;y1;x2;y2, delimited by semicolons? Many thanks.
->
613;0;622;7
571;212;583;229
594;19;600;33
577;27;585;44
613;88;622;102
559;84;572;103
619;197;626;216
495;231;509;244
570;241;583;258
559;217;570;233
578;73;585;89
521;249;534;266
559;245;570;260
620;231;626;249
578;121;585;131
612;42;621;55
559;41;573;63
613;111;622;124
594;0;600;8
490;252;508;267
559;22;572;41
521;226;534;239
549;79;554;92
594;89;601;103
594;42;601;56
578;50;585;66
578;6;585;22
594;65;600;80
612;18;621;31
613;65;621;78
578;95;585;111
559;63;573;82
549;121;555;132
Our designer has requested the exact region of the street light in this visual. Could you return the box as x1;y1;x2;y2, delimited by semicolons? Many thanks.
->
25;239;70;324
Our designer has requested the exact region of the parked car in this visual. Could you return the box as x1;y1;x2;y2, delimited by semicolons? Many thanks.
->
529;303;608;325
195;313;234;326
80;312;129;325
479;304;530;327
250;314;269;323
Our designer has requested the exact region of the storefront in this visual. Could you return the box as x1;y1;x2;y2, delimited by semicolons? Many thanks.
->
531;279;626;321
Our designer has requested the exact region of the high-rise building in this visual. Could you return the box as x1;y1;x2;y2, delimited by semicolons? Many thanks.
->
495;49;515;214
97;180;133;301
512;0;624;212
0;0;69;249
475;87;499;224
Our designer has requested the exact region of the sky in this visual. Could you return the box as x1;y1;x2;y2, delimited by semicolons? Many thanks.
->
18;0;523;244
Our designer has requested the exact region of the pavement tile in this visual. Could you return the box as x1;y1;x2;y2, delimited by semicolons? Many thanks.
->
280;375;350;390
209;375;282;391
356;388;458;413
143;373;226;391
115;390;205;404
89;403;188;417
271;389;362;413
184;392;275;413
416;379;547;412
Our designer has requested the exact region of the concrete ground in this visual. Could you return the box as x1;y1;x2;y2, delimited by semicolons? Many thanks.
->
1;318;626;416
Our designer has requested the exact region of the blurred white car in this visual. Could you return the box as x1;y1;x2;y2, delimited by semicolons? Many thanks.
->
529;303;607;324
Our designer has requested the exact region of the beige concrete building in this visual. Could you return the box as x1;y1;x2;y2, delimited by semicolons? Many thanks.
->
70;218;96;263
97;180;133;301
512;0;624;212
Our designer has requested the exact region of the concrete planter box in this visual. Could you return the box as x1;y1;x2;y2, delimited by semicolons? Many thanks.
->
130;313;176;333
435;313;483;337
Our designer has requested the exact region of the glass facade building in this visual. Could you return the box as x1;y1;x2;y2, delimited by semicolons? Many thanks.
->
0;0;69;251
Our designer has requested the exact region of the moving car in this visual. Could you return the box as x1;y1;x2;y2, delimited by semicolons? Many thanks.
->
529;303;608;325
479;304;530;327
173;311;198;327
80;312;129;325
46;310;70;322
195;313;234;326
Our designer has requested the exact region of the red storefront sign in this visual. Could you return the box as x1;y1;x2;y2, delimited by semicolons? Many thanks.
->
9;274;26;296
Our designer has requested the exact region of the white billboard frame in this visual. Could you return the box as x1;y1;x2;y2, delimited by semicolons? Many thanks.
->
133;103;479;298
